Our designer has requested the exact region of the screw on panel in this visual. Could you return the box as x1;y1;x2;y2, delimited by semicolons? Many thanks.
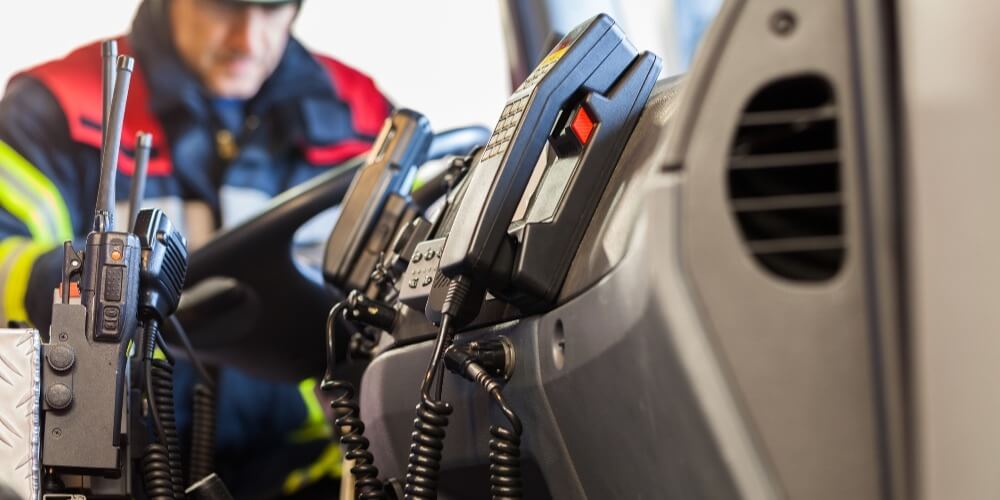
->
770;9;797;36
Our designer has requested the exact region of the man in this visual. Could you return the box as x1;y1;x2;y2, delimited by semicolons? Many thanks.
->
0;0;390;496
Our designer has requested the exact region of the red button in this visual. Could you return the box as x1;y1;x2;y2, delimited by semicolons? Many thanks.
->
570;106;595;144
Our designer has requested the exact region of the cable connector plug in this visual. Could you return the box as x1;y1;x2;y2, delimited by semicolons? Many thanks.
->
440;274;486;328
443;336;523;498
444;337;515;384
346;290;398;332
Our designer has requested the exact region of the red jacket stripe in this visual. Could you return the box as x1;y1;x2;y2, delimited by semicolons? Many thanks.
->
16;40;389;172
312;55;390;137
17;37;173;176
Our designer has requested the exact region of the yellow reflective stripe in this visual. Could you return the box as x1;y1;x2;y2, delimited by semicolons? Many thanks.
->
300;378;325;425
0;169;57;243
411;175;426;192
0;238;27;322
0;141;73;243
281;443;343;495
0;237;52;324
290;378;332;443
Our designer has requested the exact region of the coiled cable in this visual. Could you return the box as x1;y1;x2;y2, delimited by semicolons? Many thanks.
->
404;312;457;500
323;301;387;499
324;378;385;499
144;320;185;499
141;443;175;500
488;425;522;499
467;356;523;499
404;398;452;499
188;382;216;485
166;315;217;487
444;342;523;500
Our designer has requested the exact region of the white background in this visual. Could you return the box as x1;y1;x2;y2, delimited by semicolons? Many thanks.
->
0;1;682;130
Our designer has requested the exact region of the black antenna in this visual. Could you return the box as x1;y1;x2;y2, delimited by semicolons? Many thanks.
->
127;132;152;231
94;55;134;233
101;40;117;139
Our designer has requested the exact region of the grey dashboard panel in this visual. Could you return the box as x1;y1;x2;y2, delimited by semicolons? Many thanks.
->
665;0;904;498
0;329;40;500
362;79;772;499
363;176;758;499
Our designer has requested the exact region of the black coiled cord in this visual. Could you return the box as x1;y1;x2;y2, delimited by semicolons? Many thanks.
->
144;320;185;499
324;302;388;499
142;443;175;500
405;398;453;499
404;312;458;500
468;360;522;500
322;378;385;499
189;383;216;485
444;342;523;500
165;315;217;487
488;425;522;499
150;359;184;498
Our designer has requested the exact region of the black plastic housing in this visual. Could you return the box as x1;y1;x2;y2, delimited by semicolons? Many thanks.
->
42;230;141;474
81;231;141;343
502;51;661;310
133;208;188;322
438;14;634;285
323;109;432;289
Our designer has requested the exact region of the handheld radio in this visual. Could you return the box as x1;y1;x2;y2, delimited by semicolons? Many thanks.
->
41;53;141;477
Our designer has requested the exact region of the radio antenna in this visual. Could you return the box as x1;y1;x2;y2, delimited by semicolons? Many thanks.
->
94;55;134;232
101;40;117;138
127;132;152;230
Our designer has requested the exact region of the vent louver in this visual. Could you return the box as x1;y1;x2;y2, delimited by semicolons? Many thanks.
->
728;75;844;281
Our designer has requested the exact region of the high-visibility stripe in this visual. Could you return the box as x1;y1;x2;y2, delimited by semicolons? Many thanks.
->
290;378;332;443
0;141;73;243
281;443;343;495
0;237;52;324
283;379;342;495
0;238;26;323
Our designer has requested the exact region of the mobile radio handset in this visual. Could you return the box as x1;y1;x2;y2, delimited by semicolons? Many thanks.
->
436;14;637;324
323;109;432;289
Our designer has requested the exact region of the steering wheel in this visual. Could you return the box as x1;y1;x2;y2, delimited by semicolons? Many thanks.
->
172;126;490;380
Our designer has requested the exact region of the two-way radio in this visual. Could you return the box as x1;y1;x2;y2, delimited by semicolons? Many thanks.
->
37;45;218;500
323;109;432;293
318;109;437;362
394;15;661;498
438;13;661;313
41;54;141;479
396;14;660;328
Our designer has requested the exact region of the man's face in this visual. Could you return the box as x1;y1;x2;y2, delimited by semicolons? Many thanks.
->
170;0;299;99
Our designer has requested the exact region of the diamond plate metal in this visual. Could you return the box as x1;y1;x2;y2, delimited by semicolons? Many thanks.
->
0;328;40;500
